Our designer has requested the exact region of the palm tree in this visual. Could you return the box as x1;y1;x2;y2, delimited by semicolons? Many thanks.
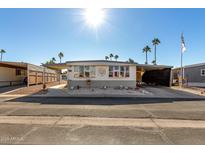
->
127;58;135;64
143;45;151;64
152;60;156;65
105;56;109;60
152;38;160;65
109;53;114;61
114;55;119;61
51;57;56;64
0;49;6;61
58;52;64;63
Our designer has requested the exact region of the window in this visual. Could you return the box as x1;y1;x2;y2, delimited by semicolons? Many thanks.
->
125;66;130;77
90;66;96;77
114;66;119;77
74;66;79;72
73;66;79;78
109;66;113;77
79;66;84;77
16;68;26;76
73;66;96;78
16;69;21;76
109;66;129;78
120;66;125;77
84;66;90;78
201;69;205;76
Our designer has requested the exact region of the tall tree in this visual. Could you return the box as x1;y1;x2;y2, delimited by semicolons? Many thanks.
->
105;56;109;60
0;49;6;61
143;46;151;64
127;58;135;64
114;55;119;61
51;57;56;64
152;38;161;65
109;53;114;61
58;52;64;63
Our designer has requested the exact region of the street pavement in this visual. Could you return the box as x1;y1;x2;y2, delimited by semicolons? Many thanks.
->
0;95;205;144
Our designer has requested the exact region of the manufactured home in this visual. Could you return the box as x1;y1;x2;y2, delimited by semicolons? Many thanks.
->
172;63;205;87
0;61;60;87
61;60;173;88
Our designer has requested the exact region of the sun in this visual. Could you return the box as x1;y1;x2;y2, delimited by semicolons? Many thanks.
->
83;8;106;28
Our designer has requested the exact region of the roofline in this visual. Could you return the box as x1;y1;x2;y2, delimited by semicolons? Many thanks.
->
66;60;134;65
0;61;28;65
0;61;28;69
135;63;173;68
173;62;205;69
184;62;205;68
65;60;173;68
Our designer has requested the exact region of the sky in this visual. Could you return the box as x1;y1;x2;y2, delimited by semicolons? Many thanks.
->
0;8;205;67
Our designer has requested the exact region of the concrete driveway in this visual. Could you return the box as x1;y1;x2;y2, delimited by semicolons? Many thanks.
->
143;86;204;98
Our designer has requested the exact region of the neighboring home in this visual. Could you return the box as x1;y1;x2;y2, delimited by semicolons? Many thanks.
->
0;61;27;87
172;62;205;87
0;61;59;87
45;60;172;88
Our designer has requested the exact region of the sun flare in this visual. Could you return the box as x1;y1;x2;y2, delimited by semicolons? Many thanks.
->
83;8;106;28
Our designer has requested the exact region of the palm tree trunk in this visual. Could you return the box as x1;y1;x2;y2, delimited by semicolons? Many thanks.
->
154;45;156;65
146;52;148;64
60;58;61;63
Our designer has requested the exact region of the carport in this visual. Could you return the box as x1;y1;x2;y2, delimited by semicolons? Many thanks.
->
136;64;173;87
43;63;68;80
44;63;67;70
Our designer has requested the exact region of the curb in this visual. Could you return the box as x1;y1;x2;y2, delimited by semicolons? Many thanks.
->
1;94;205;101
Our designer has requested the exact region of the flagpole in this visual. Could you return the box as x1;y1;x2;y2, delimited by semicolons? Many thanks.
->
181;47;183;87
180;32;186;87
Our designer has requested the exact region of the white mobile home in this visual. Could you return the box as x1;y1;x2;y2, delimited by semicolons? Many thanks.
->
63;60;173;88
67;60;137;88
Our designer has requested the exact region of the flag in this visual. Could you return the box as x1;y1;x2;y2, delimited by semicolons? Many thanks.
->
181;33;186;53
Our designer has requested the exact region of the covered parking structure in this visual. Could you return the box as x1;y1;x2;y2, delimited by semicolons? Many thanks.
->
44;63;68;80
0;61;59;87
136;64;173;87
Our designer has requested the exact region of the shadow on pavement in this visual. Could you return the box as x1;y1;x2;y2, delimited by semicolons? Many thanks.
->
6;96;205;105
0;85;25;94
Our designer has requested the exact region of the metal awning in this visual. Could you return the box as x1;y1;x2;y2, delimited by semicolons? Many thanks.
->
43;63;67;70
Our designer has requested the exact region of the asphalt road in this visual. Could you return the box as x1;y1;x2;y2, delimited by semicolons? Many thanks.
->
0;96;205;144
0;123;205;145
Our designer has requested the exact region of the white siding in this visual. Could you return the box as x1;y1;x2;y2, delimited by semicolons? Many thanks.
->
67;64;136;81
